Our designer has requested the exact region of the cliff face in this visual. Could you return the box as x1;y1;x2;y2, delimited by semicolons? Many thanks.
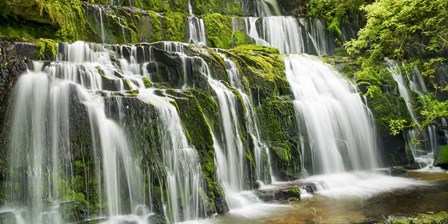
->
0;0;447;223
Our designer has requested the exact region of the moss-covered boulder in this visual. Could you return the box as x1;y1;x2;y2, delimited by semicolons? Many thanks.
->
3;0;95;41
434;145;448;169
169;89;228;214
225;45;301;180
256;185;301;202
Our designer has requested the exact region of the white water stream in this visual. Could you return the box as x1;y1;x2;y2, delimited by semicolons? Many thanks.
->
187;0;207;45
285;54;379;174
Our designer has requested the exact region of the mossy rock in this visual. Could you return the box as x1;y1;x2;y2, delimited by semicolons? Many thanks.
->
3;0;95;42
169;90;228;215
256;186;301;202
162;11;187;42
228;45;289;104
33;38;57;60
202;13;233;49
105;96;167;215
434;145;448;169
192;0;243;16
257;96;300;180
0;19;58;42
388;211;448;224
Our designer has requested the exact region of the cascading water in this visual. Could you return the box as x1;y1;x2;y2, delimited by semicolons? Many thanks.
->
187;0;207;46
284;55;428;198
220;54;272;184
254;0;281;17
285;54;380;175
299;18;331;56
6;63;146;223
386;59;420;125
386;59;442;170
239;0;332;55
138;90;206;223
205;66;248;207
2;41;218;223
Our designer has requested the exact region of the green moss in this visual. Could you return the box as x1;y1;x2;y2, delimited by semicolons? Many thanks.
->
162;11;187;42
193;0;243;16
232;45;281;55
435;145;448;168
0;19;57;41
148;10;162;42
143;0;168;12
258;97;296;160
287;188;301;199
257;96;300;179
228;45;288;101
389;211;448;224
188;89;219;126
168;90;221;213
42;0;91;41
142;77;153;88
354;63;413;134
202;13;233;49
33;38;57;60
233;30;253;47
3;0;95;42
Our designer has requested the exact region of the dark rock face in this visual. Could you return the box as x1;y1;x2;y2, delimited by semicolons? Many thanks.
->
378;129;413;167
433;62;448;101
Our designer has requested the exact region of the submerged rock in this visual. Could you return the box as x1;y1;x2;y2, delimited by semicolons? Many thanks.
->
256;186;301;202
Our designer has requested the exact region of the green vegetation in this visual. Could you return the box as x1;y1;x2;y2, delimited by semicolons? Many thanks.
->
193;0;243;16
435;145;448;168
202;13;233;49
1;0;94;42
0;20;57;41
33;38;57;60
346;0;448;61
169;90;222;214
306;0;368;36
302;0;448;136
163;11;187;42
388;211;448;224
418;95;448;126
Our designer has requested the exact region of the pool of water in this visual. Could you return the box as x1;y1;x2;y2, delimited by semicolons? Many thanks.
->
210;171;448;223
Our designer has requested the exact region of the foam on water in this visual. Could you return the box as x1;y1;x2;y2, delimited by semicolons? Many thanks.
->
302;172;429;199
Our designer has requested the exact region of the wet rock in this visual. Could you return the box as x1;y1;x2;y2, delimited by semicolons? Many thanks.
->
255;181;312;202
390;166;408;176
434;145;448;169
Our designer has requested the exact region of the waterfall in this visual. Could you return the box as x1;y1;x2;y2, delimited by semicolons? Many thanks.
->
386;59;443;170
172;55;260;210
7;66;146;223
220;54;272;184
299;18;331;56
385;59;420;126
237;0;332;55
285;54;380;175
207;71;246;201
281;55;429;199
3;41;217;223
187;0;207;46
138;90;206;223
92;4;107;43
254;0;282;17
